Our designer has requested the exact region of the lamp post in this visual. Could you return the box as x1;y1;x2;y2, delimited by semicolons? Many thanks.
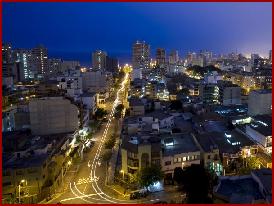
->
120;170;124;180
181;162;185;169
18;179;26;203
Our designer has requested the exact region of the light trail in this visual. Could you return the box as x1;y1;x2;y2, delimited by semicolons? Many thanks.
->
66;73;131;204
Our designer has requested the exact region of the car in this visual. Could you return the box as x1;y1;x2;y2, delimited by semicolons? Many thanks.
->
129;190;148;200
153;201;167;204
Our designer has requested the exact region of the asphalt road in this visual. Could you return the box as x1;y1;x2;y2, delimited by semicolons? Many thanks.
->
47;74;184;204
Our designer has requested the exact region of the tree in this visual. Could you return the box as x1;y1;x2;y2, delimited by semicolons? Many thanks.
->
137;165;164;191
94;108;108;120
178;88;190;96
169;100;182;110
114;104;124;119
180;164;212;203
86;132;92;140
104;134;116;149
238;157;261;175
102;150;112;162
173;167;184;185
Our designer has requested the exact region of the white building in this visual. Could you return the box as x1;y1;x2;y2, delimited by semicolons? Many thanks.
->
161;134;201;178
246;115;272;154
80;92;97;115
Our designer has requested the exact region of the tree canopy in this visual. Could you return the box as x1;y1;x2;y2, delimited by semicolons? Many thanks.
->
94;108;108;120
114;104;124;119
137;165;164;190
173;167;184;185
179;165;213;203
169;100;182;110
102;150;112;162
186;65;220;78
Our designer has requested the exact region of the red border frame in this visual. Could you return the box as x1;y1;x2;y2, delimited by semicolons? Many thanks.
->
0;1;273;206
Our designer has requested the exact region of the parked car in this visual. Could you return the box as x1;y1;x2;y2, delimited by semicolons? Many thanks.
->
129;190;148;200
154;201;167;204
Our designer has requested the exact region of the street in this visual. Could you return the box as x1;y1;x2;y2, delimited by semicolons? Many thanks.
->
47;73;183;204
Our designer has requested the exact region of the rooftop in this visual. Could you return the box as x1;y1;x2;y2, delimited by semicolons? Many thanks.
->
4;153;49;169
129;98;144;107
197;130;254;154
215;175;263;203
192;112;224;123
194;133;218;152
251;168;272;196
145;110;173;120
161;134;200;156
3;131;73;169
121;133;161;153
248;115;272;137
80;92;97;97
252;89;272;94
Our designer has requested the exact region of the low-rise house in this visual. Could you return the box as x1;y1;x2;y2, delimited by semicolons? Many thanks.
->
2;131;77;203
161;134;201;182
121;133;161;177
245;115;272;154
214;169;272;204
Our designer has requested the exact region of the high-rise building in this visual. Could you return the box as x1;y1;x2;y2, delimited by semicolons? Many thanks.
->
186;52;197;65
269;50;272;62
251;53;260;67
92;50;107;70
2;43;14;77
168;50;179;65
48;58;62;76
106;56;118;73
132;41;150;69
156;48;166;67
248;89;272;116
31;45;48;79
13;49;33;81
29;97;79;135
199;84;220;105
192;56;205;67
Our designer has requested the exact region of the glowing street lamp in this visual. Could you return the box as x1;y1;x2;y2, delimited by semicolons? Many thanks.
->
18;179;26;203
120;170;125;180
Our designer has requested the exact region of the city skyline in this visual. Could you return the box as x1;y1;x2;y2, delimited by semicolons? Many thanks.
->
3;2;272;65
2;2;272;204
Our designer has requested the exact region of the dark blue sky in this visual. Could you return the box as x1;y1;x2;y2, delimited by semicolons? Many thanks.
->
3;2;272;66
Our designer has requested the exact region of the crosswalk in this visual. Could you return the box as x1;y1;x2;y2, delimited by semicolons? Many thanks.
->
76;177;100;185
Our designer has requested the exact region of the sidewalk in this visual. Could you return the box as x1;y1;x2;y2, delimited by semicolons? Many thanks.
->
39;164;80;204
105;184;130;198
106;120;122;184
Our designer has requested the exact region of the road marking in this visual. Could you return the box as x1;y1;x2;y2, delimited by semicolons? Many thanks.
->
60;194;98;202
68;74;130;204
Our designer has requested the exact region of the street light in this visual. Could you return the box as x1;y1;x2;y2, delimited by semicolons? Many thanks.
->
120;170;125;180
18;179;26;203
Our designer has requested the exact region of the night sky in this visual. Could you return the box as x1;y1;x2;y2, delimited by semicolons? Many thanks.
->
3;2;272;66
